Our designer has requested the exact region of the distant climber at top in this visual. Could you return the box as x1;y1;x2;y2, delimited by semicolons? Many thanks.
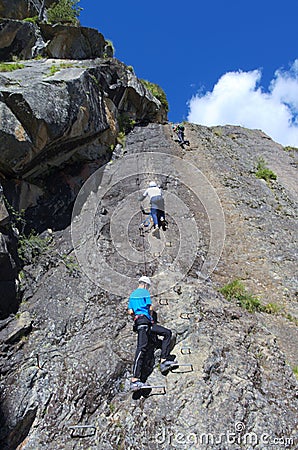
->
173;123;190;148
140;181;165;231
128;276;179;391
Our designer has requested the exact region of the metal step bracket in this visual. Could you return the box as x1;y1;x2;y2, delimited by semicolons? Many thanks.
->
172;363;194;373
139;385;166;394
159;298;169;305
69;424;97;438
181;347;191;355
180;312;193;319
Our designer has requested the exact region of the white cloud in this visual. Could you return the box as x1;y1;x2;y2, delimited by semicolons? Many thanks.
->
187;60;298;147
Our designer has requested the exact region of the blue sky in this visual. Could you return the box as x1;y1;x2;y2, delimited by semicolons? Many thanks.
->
79;0;298;146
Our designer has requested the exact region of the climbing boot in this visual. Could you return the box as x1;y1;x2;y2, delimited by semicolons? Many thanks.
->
130;380;146;391
160;359;179;374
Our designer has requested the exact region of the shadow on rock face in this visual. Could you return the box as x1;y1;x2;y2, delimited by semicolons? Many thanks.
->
0;402;37;450
0;227;19;319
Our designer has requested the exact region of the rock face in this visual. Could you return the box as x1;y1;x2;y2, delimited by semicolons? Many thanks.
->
0;124;297;449
0;19;43;61
0;59;164;181
184;124;298;366
0;230;18;318
0;58;166;235
0;9;297;449
0;29;166;322
40;23;106;59
0;191;18;318
0;0;56;20
0;19;107;61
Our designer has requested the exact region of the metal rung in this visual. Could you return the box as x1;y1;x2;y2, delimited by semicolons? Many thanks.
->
181;347;191;355
159;298;169;305
180;312;193;319
139;385;166;394
69;425;96;438
172;363;193;372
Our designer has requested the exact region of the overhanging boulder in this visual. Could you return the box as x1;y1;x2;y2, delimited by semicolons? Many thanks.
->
40;23;105;59
0;58;166;180
0;64;109;178
0;21;106;61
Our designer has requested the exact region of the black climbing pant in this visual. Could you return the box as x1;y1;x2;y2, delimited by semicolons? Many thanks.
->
132;317;172;379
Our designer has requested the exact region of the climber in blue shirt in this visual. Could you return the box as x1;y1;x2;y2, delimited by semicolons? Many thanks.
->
128;283;152;320
128;276;179;391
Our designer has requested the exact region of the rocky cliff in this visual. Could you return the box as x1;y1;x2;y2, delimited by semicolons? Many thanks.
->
0;19;166;319
0;122;297;449
0;7;297;450
0;1;56;21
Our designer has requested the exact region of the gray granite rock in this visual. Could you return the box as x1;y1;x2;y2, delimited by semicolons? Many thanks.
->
40;23;106;59
0;19;43;61
0;0;52;20
0;124;297;449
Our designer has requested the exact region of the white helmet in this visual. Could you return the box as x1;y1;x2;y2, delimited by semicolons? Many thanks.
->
149;181;157;187
138;276;151;286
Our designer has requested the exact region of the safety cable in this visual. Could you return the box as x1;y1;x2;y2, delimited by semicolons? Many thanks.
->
135;154;148;276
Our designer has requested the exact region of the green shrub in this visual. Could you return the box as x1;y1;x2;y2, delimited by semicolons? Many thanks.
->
18;232;51;265
219;279;245;301
3;196;51;265
140;79;169;112
117;131;126;147
47;0;82;25
104;39;115;57
0;63;25;72
219;279;265;313
118;114;136;133
262;302;282;314
59;253;80;276
284;313;298;326
284;146;298;152
46;63;74;76
23;16;39;24
293;366;298;379
255;157;277;182
89;74;99;85
3;198;26;232
59;62;75;69
213;127;223;137
238;294;263;313
47;65;60;76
